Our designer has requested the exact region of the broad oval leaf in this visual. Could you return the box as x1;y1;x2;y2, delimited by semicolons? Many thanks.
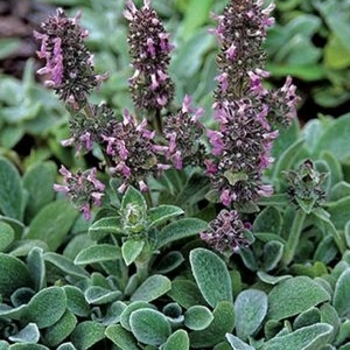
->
9;323;40;343
9;344;50;350
268;276;330;321
120;301;156;331
84;286;122;305
163;329;189;350
130;308;171;346
121;240;145;266
234;289;268;340
0;253;32;298
0;221;14;252
190;248;233;307
88;217;124;241
226;334;254;350
334;268;350;318
184;305;213;331
105;324;139;350
63;286;90;317
71;321;105;350
74;244;121;265
26;286;67;328
147;205;184;229
131;274;171;302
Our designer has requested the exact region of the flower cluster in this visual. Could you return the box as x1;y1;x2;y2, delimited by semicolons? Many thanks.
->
34;9;106;109
200;209;252;255
124;0;174;111
284;159;328;213
206;99;278;206
53;166;105;221
205;0;299;208
103;109;169;192
163;95;206;169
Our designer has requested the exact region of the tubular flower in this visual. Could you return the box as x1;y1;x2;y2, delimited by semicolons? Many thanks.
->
104;109;169;192
200;209;252;255
163;95;206;169
53;166;105;221
124;0;174;110
34;8;106;108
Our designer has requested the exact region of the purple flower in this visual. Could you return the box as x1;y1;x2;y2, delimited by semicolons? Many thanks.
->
200;209;252;255
125;0;174;110
163;95;205;169
34;8;104;108
54;166;105;220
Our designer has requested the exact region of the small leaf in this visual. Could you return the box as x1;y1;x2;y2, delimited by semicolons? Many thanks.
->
153;251;185;274
225;334;254;350
131;275;171;302
257;271;292;285
26;200;78;251
74;244;121;265
71;322;105;350
157;218;208;249
63;286;90;317
167;279;206;309
268;276;330;321
26;287;67;328
0;156;24;220
84;286;122;305
56;344;77;350
253;207;283;234
130;309;171;346
105;324;140;350
44;252;88;278
9;323;40;343
334;268;350;318
121;186;147;212
120;301;156;331
327;197;350;230
148;205;184;229
163;329;190;350
88;217;124;241
44;310;77;347
122;240;145;266
234;290;268;340
190;248;233;308
184;305;213;330
262;323;333;350
0;221;14;252
0;253;32;299
293;307;321;330
262;241;284;272
189;301;236;348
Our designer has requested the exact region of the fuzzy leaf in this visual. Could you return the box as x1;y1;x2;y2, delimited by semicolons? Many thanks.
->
56;344;77;350
327;197;350;230
157;218;208;249
27;247;46;291
88;217;124;241
44;310;77;347
44;252;88;278
184;305;213;331
262;323;333;350
167;279;206;309
189;301;236;348
26;287;67;328
122;240;145;266
0;253;32;298
74;244;121;265
121;186;147;212
334;268;350;317
84;286;122;305
153;251;185;274
0;156;24;220
225;334;254;350
26;200;78;251
105;324;139;350
0;221;14;252
163;329;190;350
120;301;156;331
234;290;268;340
268;276;330;321
23;162;56;221
262;241;284;272
71;321;105;350
147;205;184;229
131;275;171;302
9;323;40;343
0;341;9;350
253;207;283;235
130;309;171;346
63;286;90;317
190;248;233;307
9;345;50;350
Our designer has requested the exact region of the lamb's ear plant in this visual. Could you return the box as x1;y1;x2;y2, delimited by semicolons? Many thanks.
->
1;0;350;349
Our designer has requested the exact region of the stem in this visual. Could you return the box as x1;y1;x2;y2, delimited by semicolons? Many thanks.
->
135;260;149;284
281;209;306;267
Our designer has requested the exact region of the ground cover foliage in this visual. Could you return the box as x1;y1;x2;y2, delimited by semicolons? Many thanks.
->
1;0;350;349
